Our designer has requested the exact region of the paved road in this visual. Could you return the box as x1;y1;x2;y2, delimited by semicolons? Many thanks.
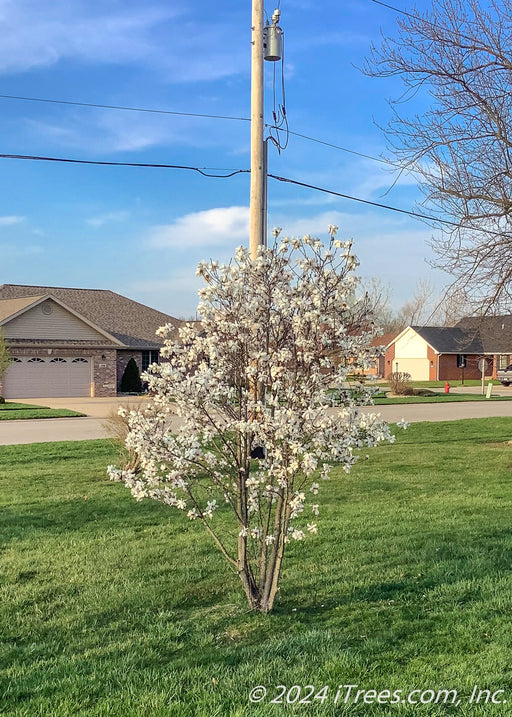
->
1;398;512;445
0;417;109;445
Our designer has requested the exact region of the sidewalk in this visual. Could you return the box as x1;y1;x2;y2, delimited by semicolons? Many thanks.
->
1;400;512;446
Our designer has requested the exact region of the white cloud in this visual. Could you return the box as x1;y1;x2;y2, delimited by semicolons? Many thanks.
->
0;1;247;83
86;210;130;228
147;206;250;249
0;215;25;225
25;107;249;154
0;1;175;73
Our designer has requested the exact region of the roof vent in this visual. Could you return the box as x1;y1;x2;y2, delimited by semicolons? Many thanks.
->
42;303;53;316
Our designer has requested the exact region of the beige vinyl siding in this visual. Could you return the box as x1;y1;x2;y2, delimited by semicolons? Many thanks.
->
3;299;106;341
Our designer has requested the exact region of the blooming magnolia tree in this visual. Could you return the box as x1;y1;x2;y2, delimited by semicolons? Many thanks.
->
109;228;395;613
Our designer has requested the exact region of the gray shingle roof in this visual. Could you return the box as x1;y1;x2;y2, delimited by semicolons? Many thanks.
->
412;326;484;353
410;317;512;354
455;315;512;353
0;284;182;349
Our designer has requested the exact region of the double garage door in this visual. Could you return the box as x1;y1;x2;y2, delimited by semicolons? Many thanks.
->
4;356;91;398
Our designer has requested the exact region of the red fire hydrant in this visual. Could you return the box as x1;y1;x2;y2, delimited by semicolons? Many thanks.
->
445;381;450;394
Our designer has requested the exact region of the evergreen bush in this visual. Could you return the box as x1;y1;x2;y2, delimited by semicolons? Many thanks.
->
120;358;142;393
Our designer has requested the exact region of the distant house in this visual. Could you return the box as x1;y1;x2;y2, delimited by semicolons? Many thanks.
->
0;284;182;398
370;332;399;377
384;316;512;381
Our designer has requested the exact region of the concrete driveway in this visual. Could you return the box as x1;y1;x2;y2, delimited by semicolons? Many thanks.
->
11;396;150;418
1;396;512;446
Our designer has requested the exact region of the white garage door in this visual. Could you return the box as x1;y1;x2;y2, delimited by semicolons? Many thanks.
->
394;358;430;381
3;357;92;398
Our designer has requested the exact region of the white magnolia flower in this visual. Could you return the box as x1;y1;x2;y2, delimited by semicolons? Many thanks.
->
396;418;410;429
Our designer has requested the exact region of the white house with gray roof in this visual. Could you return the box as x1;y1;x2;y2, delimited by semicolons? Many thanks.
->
385;317;512;381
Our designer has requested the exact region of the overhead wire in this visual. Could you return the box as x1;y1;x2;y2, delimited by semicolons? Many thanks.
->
368;0;487;49
0;151;454;227
267;172;459;227
0;92;388;166
0;93;251;124
0;153;249;178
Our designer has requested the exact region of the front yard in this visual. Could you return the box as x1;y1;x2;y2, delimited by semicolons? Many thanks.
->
1;420;512;715
0;402;84;420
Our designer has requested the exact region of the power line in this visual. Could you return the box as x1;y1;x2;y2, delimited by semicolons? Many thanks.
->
282;128;389;165
0;151;450;225
0;92;388;166
368;0;417;19
0;153;249;178
268;172;459;227
369;0;484;49
0;93;251;124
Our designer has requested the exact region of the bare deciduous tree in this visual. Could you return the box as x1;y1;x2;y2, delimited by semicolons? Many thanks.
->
396;278;437;328
430;287;476;326
364;0;512;311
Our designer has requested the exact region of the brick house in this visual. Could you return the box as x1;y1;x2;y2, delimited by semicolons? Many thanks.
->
0;284;182;398
384;316;512;381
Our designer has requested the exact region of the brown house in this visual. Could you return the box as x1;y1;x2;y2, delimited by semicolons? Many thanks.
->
0;284;182;398
384;317;512;381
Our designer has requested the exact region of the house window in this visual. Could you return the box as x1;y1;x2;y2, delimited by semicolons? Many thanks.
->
142;350;159;372
12;357;22;363
50;357;67;363
456;354;467;368
72;358;88;363
28;357;45;363
499;355;510;370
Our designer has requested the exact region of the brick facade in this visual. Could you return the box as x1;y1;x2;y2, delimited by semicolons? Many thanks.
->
427;346;437;381
384;343;395;378
438;353;493;381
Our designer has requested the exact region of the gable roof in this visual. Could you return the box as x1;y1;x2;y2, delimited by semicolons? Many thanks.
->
412;326;484;353
371;331;398;349
0;284;182;349
0;295;45;323
0;293;124;345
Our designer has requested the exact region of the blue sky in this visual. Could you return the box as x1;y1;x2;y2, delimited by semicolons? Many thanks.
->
0;0;444;318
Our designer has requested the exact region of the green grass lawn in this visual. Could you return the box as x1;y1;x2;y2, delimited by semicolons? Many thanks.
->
330;389;512;405
0;402;84;420
2;422;512;715
373;392;512;405
374;380;485;388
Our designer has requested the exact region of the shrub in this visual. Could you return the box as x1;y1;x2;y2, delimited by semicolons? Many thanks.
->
108;229;394;613
387;371;413;395
102;404;141;472
0;396;5;404
120;358;142;393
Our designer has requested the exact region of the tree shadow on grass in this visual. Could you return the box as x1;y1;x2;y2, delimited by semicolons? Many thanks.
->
0;495;171;544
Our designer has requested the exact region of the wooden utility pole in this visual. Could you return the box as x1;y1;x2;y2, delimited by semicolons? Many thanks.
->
250;0;265;260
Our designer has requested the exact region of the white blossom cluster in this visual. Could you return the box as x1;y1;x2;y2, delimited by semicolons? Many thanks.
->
108;228;397;609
